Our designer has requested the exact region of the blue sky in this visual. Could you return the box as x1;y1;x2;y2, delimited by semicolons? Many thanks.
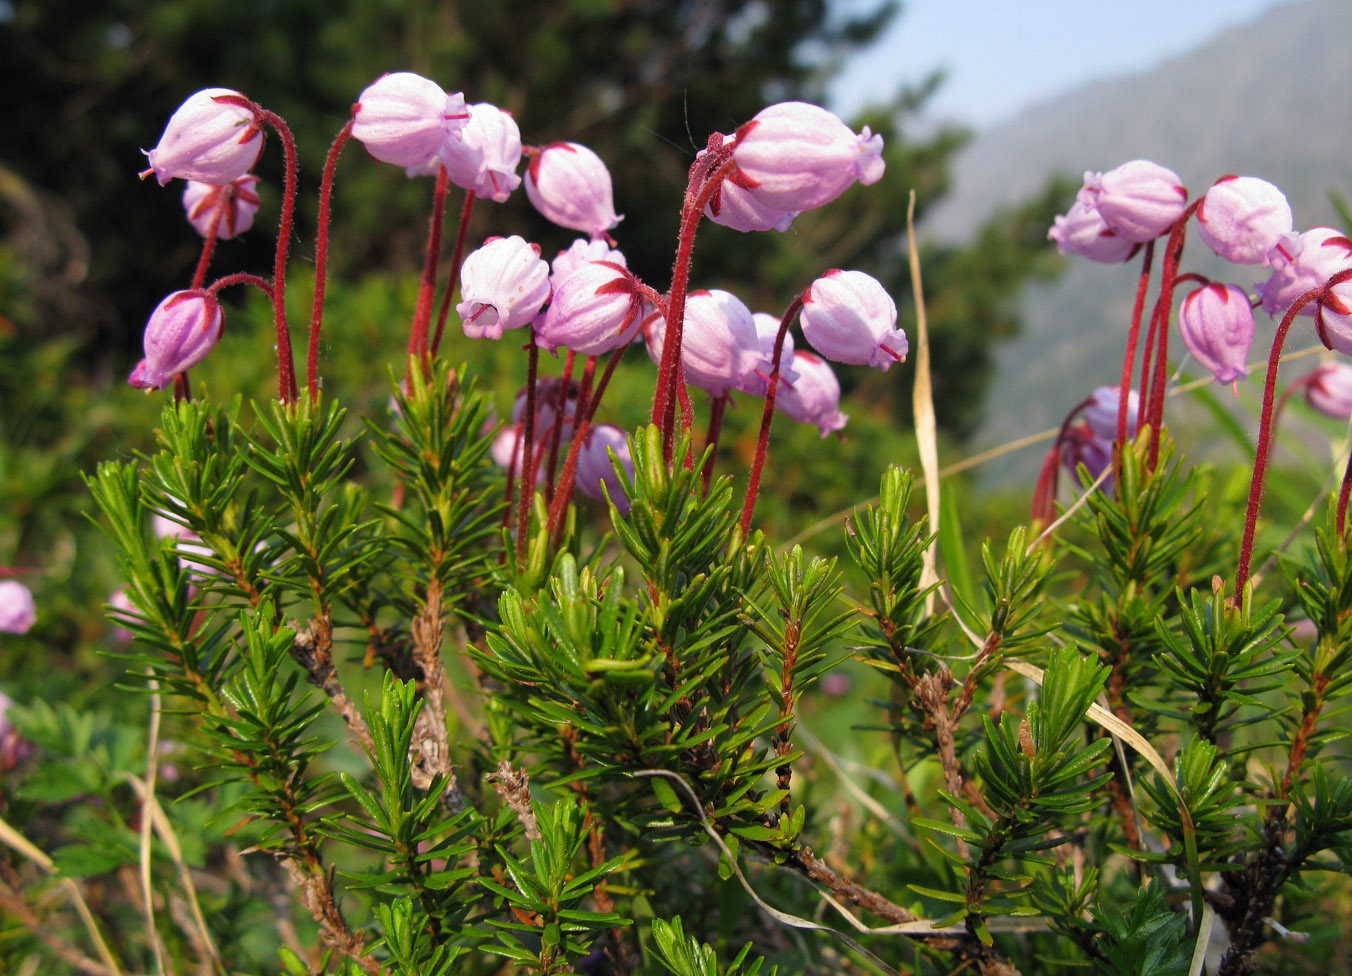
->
828;0;1300;127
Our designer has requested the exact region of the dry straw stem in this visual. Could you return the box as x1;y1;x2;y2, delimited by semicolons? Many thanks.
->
120;773;224;975
139;674;170;976
632;769;1037;976
907;190;942;617
0;813;124;976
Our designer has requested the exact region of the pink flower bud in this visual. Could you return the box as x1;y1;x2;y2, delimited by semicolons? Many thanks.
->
700;146;798;232
134;290;224;390
142;88;263;186
535;261;644;357
1317;277;1352;356
576;424;634;515
457;236;551;340
1303;362;1352;420
644;289;767;397
0;581;35;634
1083;386;1140;441
352;72;469;169
549;238;626;294
181;175;261;239
1048;198;1138;264
1179;283;1255;384
438;102;522;202
774;351;848;436
736;312;798;397
730;102;884;212
800;269;907;370
1081;160;1187;243
525;142;622;239
1256;228;1352;317
1195;175;1293;266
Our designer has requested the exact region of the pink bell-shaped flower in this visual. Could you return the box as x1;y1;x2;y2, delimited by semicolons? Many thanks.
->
0;691;33;770
1179;283;1255;384
457;236;551;340
644;289;767;397
535;261;644;357
1303;362;1352;420
352;72;469;169
1081;160;1188;243
0;581;36;634
700;145;798;232
133;290;225;390
438;102;522;203
142;88;263;186
525;142;622;239
1048;198;1138;264
800;269;907;370
575;424;634;515
737;312;798;397
1083;386;1140;441
730;102;884;213
1256;228;1352;317
1061;422;1114;493
1316;278;1352;356
549;238;627;294
1195;175;1293;266
774;351;848;436
181;175;261;239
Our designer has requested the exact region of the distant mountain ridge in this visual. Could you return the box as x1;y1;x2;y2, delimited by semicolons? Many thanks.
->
922;0;1352;484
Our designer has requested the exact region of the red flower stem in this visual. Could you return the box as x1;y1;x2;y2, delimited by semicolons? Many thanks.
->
256;109;299;403
1146;201;1202;466
500;419;524;533
1117;241;1155;448
653;152;739;463
431;190;475;357
189;195;226;290
307;120;353;401
739;294;804;536
677;378;695;470
1235;294;1318;598
547;348;625;545
408;166;450;368
572;356;598;431
208;272;275;300
544;350;577;501
172;371;192;404
700;396;728;495
515;337;540;565
1338;451;1352;537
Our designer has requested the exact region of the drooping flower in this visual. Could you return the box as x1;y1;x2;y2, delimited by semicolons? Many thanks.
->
524;142;622;239
0;691;33;770
774;351;848;436
1083;386;1140;441
181;175;261;239
352;72;468;169
142;88;263;186
1195;175;1293;265
575;424;634;515
799;269;907;370
644;289;767;397
700;144;798;232
730;102;884;212
131;290;225;391
1048;198;1138;264
737;312;798;397
1316;276;1352;356
1256;227;1352;317
1080;160;1188;243
457;236;551;340
1060;422;1114;493
549;238;626;294
1179;283;1255;384
535;261;644;357
0;581;35;634
438;102;522;202
1303;362;1352;420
